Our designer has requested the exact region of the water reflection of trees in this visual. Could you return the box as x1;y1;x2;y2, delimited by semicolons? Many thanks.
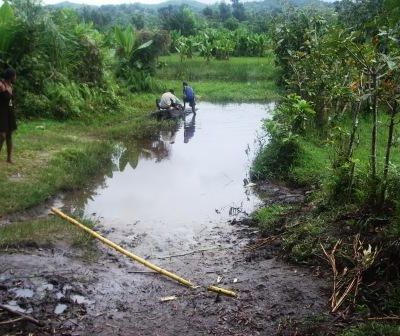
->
64;125;181;212
118;128;177;169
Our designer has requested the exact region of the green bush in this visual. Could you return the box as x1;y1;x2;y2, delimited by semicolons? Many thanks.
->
252;138;303;182
252;205;288;234
341;322;400;336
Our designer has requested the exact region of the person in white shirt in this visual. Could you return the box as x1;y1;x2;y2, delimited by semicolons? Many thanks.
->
159;89;182;110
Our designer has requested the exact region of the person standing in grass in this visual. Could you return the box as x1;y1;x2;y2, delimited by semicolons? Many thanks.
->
0;68;17;164
183;82;196;114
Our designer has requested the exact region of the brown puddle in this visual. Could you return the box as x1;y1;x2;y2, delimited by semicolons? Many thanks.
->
63;102;273;254
1;102;331;335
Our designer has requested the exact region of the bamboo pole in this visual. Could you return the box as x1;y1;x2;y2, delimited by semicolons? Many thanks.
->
52;208;238;298
51;208;195;288
207;285;237;298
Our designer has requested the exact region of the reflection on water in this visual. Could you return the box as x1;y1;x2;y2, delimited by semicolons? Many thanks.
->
184;113;196;144
64;102;273;253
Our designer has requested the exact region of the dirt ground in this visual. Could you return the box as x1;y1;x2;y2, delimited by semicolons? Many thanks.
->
0;184;330;336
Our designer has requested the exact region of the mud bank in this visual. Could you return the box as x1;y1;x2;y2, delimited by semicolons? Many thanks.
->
1;219;328;336
1;103;330;335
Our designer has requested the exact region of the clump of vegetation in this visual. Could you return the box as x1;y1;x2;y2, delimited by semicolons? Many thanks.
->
252;0;400;331
340;322;400;336
0;217;96;251
252;205;288;234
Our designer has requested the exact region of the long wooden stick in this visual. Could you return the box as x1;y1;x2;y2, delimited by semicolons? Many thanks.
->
0;304;44;327
52;208;238;298
0;317;24;325
51;208;195;288
207;285;237;298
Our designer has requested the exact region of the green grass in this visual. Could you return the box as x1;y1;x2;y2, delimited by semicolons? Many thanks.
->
252;205;288;234
340;322;400;336
158;79;277;102
254;114;400;191
0;94;159;216
156;54;279;102
0;55;280;247
0;217;95;250
158;54;277;82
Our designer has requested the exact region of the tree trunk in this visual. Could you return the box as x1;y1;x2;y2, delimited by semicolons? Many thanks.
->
370;71;378;180
379;100;398;207
347;101;361;161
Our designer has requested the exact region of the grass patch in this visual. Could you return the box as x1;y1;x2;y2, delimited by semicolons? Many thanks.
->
158;54;278;82
340;322;400;336
0;141;114;215
156;55;279;102
253;114;400;191
0;94;159;216
252;205;288;234
158;79;278;102
0;217;95;251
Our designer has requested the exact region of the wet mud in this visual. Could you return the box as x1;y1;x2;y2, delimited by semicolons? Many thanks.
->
1;103;329;335
0;219;328;336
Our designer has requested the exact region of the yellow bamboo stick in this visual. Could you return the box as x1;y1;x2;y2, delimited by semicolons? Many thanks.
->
207;285;238;298
51;207;195;288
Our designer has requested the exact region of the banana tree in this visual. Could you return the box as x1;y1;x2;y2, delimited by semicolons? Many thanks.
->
175;35;198;62
114;25;152;59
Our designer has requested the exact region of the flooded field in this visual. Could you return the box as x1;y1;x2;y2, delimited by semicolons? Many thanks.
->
1;102;328;336
65;102;273;254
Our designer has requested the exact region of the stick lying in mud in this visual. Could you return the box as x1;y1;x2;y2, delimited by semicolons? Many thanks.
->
0;304;44;327
51;208;195;288
51;208;238;298
207;286;237;298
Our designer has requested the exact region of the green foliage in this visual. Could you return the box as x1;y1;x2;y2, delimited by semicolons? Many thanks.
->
231;0;246;22
156;54;278;102
0;0;17;59
282;219;326;264
195;28;269;60
0;217;95;250
253;94;316;183
340;322;400;336
265;94;315;141
223;17;239;31
253;205;288;234
114;25;137;56
252;138;303;182
157;54;277;82
158;5;199;36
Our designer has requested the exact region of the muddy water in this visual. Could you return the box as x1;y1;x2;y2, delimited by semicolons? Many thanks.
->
66;102;273;254
1;102;329;336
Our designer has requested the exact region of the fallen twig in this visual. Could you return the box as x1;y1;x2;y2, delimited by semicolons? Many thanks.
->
368;316;400;320
321;235;378;314
2;270;75;281
0;304;44;327
0;317;24;325
244;236;279;253
155;246;228;259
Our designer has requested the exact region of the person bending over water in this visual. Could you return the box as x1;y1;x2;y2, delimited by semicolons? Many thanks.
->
159;89;182;111
0;68;17;163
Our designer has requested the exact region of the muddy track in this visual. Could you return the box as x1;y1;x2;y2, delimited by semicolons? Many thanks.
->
0;211;328;336
1;104;330;335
